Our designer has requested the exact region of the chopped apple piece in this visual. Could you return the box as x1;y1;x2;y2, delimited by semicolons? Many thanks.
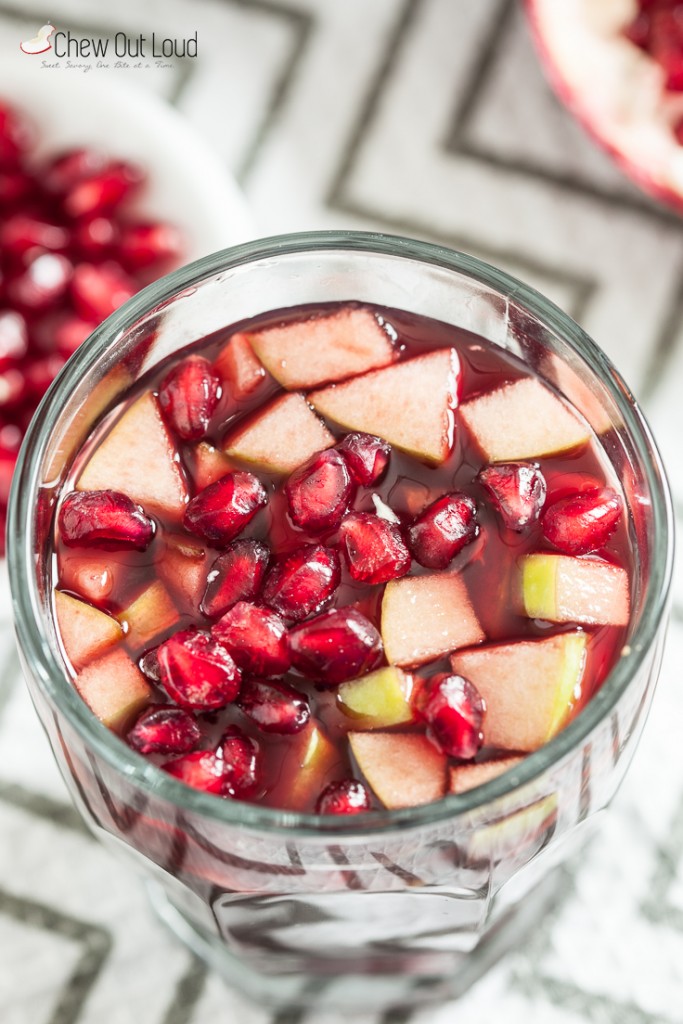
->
310;349;460;464
460;378;590;461
118;580;179;652
466;793;558;867
223;392;335;474
449;756;524;795
248;307;397;390
74;648;153;733
77;392;188;518
382;573;485;667
338;667;414;728
542;352;615;436
214;332;265;400
349;732;446;809
191;442;234;492
519;553;629;626
287;723;341;811
451;632;587;752
157;536;208;612
55;590;124;671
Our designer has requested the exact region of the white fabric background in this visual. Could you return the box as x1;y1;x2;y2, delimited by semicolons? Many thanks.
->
1;1;682;1021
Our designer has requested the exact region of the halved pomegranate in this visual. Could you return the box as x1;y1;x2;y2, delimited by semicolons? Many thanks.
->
527;0;683;211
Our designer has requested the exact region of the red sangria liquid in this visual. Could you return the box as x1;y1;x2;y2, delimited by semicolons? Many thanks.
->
51;302;632;815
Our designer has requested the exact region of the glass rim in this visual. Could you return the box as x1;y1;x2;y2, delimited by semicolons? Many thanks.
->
7;229;675;838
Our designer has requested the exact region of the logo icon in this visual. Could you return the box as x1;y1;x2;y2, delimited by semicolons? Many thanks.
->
20;23;55;55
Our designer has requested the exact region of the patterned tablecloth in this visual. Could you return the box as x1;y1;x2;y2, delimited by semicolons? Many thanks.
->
1;2;683;1022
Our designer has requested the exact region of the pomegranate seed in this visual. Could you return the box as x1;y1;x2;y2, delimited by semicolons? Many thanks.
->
541;487;623;555
0;102;34;166
237;678;310;734
184;471;267;545
674;115;683;146
262;543;340;622
0;312;28;367
649;10;683;91
158;355;221;441
72;216;119;260
58;490;155;550
0;431;20;504
162;749;235;796
200;539;270;619
336;432;391;486
118;221;184;271
127;704;201;755
157;629;241;710
316;779;371;815
288;607;383;686
219;726;261;797
0;168;34;206
408;493;478;569
63;160;144;219
24;354;66;402
285;449;353;534
422;674;485;759
6;253;73;312
43;148;108;194
139;647;161;681
0;368;27;409
71;262;137;321
53;315;96;359
0;214;70;260
339;512;410;584
212;601;291;676
477;462;547;531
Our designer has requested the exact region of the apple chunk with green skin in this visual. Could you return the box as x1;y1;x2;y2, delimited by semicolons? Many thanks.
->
310;349;460;464
55;590;124;671
287;723;341;811
338;667;414;728
519;553;629;626
460;378;590;462
381;573;485;667
349;732;446;809
118;580;180;652
223;392;335;475
451;632;587;752
248;307;397;390
77;392;188;519
449;756;524;795
74;648;153;733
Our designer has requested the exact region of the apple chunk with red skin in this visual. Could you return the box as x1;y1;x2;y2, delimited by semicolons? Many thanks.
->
519;553;630;626
310;349;461;465
223;392;335;475
55;590;124;671
381;573;485;667
451;632;587;752
76;391;188;519
460;378;590;462
247;306;397;390
74;648;153;733
349;732;446;809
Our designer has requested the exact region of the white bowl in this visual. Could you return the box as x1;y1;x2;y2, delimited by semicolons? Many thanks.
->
0;63;256;608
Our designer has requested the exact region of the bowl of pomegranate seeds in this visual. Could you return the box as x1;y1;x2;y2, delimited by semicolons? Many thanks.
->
6;232;673;1007
527;0;683;212
0;68;253;567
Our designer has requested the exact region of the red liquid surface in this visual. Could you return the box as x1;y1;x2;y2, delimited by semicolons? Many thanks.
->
52;302;632;814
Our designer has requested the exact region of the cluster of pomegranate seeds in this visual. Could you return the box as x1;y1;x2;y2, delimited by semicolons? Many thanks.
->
52;300;632;814
0;98;185;553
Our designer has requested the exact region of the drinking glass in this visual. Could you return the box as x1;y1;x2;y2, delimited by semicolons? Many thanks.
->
7;231;673;1011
